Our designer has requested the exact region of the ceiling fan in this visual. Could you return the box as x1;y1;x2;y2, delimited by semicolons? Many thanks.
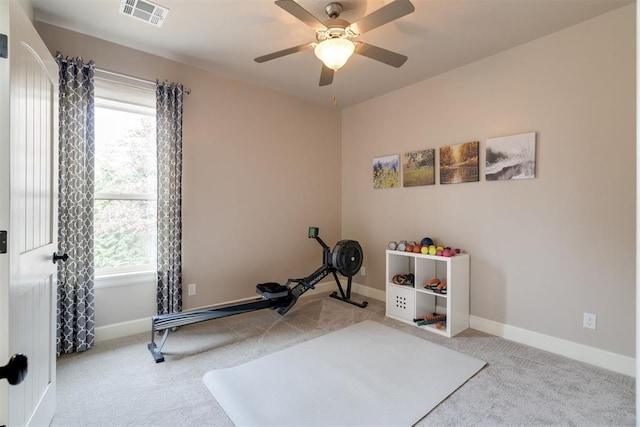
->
255;0;415;86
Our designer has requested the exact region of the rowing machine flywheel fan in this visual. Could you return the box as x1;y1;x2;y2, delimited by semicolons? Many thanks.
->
331;240;363;277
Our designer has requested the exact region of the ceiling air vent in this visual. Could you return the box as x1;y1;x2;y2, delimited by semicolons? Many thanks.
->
119;0;169;27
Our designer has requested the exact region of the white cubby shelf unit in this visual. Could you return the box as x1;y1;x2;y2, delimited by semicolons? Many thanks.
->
385;250;470;337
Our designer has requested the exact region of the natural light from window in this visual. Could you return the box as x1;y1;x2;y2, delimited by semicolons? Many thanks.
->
94;100;157;276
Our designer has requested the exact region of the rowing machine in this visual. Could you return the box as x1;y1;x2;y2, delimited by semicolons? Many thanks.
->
147;227;367;362
304;226;368;309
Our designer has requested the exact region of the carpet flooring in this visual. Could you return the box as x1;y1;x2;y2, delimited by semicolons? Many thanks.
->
53;292;635;426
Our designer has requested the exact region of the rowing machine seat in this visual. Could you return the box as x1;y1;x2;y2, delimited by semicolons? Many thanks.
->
256;282;289;299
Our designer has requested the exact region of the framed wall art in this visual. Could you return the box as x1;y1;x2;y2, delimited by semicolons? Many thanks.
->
439;141;479;184
486;132;536;180
373;154;400;189
402;149;435;187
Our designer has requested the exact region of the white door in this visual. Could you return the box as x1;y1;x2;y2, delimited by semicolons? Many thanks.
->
1;1;59;426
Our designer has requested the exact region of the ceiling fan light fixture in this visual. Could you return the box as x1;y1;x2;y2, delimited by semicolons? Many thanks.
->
314;38;355;71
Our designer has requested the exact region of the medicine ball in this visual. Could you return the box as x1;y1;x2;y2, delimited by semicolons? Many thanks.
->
421;237;434;246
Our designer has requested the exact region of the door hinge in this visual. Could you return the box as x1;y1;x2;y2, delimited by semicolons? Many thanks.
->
0;231;6;253
0;34;7;59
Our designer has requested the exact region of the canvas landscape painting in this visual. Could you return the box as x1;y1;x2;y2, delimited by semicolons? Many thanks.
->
439;141;479;184
373;155;400;189
485;132;536;180
403;149;435;187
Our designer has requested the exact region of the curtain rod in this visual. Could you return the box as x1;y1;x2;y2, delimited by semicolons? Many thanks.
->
96;67;192;95
55;56;191;94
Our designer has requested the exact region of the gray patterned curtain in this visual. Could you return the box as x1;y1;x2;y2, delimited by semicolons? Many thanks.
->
156;81;184;315
55;53;96;355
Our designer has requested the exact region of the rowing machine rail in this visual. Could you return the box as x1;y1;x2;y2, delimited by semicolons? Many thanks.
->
148;227;366;362
147;294;292;363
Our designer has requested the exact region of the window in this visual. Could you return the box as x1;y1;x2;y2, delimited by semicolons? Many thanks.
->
94;83;156;277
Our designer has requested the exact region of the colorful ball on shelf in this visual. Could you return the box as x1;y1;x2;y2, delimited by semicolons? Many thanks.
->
428;246;437;256
420;246;429;254
412;245;421;253
405;244;414;252
421;237;434;246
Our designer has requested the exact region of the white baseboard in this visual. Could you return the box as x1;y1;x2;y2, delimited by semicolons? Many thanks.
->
351;281;386;302
95;317;150;343
470;315;635;377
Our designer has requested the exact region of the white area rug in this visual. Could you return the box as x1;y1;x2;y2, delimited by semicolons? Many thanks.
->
203;320;486;426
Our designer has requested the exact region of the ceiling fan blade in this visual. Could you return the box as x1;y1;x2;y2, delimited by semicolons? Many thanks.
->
354;42;408;67
348;0;415;35
319;65;334;86
254;43;314;63
275;0;327;31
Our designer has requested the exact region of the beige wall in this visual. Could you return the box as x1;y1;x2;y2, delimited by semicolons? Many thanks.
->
342;5;635;357
36;23;342;325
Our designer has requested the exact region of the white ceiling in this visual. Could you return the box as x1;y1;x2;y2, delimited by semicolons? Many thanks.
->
31;0;633;108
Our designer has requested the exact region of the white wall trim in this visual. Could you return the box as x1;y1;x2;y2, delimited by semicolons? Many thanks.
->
470;315;635;377
95;317;150;342
352;281;387;302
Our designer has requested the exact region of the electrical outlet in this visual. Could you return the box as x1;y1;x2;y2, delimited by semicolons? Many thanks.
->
583;312;597;330
360;266;366;276
188;283;196;296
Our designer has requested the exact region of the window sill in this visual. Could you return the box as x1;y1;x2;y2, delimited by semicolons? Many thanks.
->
95;270;156;289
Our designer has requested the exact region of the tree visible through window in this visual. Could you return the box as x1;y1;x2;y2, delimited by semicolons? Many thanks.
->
94;100;157;274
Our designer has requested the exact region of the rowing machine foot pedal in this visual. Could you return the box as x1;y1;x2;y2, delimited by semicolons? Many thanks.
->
256;282;289;299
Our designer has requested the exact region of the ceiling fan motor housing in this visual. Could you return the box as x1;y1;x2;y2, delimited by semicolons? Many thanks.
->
325;2;343;19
